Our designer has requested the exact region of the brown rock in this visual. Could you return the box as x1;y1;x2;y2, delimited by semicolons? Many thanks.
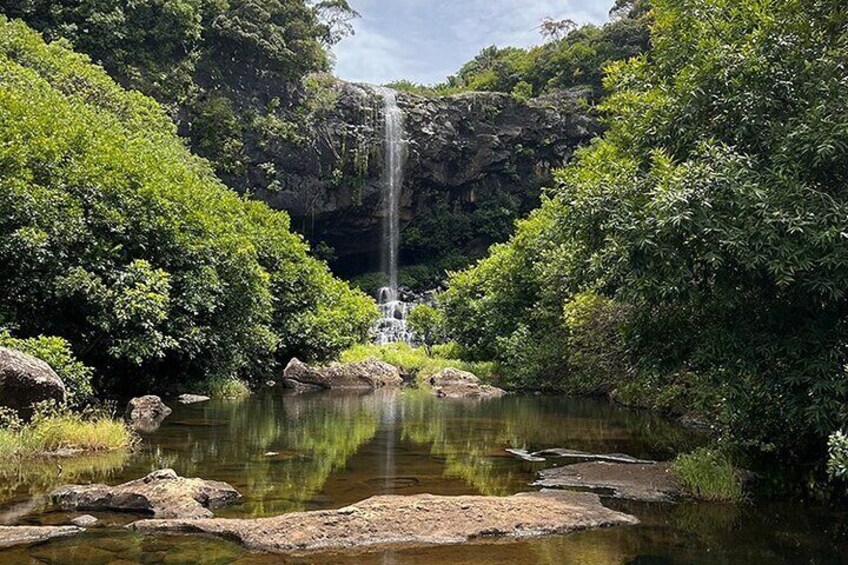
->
51;469;242;519
427;368;506;399
0;347;66;412
283;358;402;390
125;395;172;433
129;490;637;554
533;462;688;502
0;526;82;549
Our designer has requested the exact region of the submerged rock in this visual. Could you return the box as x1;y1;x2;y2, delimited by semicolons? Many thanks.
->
504;448;546;462
70;514;99;528
129;490;637;553
0;525;82;548
427;368;506;399
125;395;172;433
51;469;242;519
282;358;403;390
176;394;211;405
522;448;658;465
533;462;687;502
0;347;66;413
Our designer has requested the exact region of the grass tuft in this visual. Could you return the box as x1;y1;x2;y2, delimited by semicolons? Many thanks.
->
672;447;745;502
340;342;500;383
203;377;251;399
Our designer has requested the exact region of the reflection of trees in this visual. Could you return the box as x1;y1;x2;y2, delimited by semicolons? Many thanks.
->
401;392;696;496
0;450;130;511
134;391;382;516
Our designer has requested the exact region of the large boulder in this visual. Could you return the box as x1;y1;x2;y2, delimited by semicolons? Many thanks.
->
0;526;83;549
125;395;172;433
283;358;403;390
129;490;637;554
0;347;66;412
51;469;242;519
427;368;506;400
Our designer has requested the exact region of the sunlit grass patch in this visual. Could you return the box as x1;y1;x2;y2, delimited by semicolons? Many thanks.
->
673;447;745;502
0;405;135;459
340;342;499;383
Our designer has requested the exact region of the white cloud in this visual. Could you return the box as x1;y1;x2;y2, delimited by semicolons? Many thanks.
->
332;0;613;85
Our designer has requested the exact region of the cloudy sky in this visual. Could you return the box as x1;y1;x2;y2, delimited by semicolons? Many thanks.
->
332;0;614;86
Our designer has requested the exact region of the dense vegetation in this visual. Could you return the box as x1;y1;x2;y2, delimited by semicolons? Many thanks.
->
0;17;376;395
1;0;358;180
389;0;650;99
442;0;848;458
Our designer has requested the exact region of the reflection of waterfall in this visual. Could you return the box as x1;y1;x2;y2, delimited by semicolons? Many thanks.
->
373;87;412;345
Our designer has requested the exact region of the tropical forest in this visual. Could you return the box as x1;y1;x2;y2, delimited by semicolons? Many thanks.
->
0;0;845;563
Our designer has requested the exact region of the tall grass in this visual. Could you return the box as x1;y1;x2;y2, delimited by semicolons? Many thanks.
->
202;377;251;399
672;447;745;502
0;405;135;459
340;342;500;383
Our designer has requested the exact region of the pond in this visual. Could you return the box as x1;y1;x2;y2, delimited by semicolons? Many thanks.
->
0;390;845;564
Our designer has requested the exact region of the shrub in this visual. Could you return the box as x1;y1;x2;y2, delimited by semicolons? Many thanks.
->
828;431;848;481
673;448;744;502
0;18;376;394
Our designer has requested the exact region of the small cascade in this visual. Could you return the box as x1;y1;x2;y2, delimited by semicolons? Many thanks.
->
372;87;413;345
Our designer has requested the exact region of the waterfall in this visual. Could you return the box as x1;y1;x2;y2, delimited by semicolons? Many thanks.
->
373;87;412;345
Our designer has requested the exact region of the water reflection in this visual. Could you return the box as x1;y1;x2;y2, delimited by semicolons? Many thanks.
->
1;390;845;564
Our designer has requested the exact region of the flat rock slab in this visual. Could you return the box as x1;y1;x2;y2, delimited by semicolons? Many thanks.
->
51;469;242;519
0;526;82;549
533;462;687;502
519;448;658;465
177;394;211;405
129;491;637;554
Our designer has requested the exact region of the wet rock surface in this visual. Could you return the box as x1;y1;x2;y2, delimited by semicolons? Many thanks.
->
0;526;82;548
428;368;506;399
283;358;403;390
51;469;242;519
70;515;99;528
129;490;637;553
509;448;659;465
533;462;687;502
0;347;66;412
176;394;211;405
125;395;172;433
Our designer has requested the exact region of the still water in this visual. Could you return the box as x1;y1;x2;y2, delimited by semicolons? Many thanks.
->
0;390;845;564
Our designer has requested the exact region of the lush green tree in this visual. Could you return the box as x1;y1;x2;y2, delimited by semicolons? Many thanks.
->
444;0;848;455
407;305;445;354
0;17;376;394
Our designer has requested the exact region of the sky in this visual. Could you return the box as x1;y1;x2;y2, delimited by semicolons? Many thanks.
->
331;0;614;86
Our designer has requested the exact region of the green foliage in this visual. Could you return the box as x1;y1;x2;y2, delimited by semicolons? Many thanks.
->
426;7;650;99
0;18;376;393
406;304;445;353
1;0;358;178
828;431;848;481
444;0;848;456
673;448;744;502
202;377;252;400
0;401;134;459
0;332;93;406
340;343;499;383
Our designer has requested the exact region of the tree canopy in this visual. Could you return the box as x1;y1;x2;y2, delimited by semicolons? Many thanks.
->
443;0;848;455
0;16;375;394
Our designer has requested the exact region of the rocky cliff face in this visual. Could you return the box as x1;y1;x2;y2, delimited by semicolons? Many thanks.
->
235;77;599;274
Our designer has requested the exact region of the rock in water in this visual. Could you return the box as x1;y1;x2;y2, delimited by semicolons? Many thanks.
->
51;469;242;519
177;394;211;405
282;358;403;390
129;490;637;553
533;462;687;502
0;347;66;412
0;526;82;549
125;395;172;433
70;515;99;528
427;368;506;399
